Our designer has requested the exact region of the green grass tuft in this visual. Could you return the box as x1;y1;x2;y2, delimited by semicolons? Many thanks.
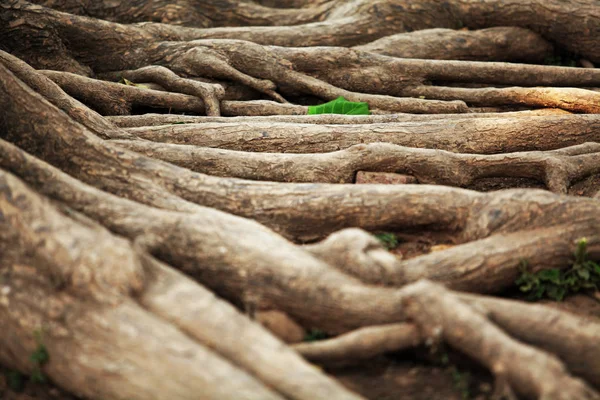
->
516;238;600;301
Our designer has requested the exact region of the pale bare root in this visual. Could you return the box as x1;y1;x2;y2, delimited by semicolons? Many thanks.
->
0;169;363;400
5;4;600;115
2;174;599;399
354;27;553;63
293;324;421;365
3;51;600;399
106;108;571;127
400;85;600;114
57;52;469;115
110;140;600;194
20;0;600;65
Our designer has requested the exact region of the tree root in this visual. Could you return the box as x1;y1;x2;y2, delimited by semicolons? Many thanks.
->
3;180;598;399
3;61;600;398
117;115;600;154
0;51;133;140
0;169;363;400
106;108;570;127
115;66;225;116
400;85;600;114
354;27;553;63
4;1;600;399
5;3;600;115
109;141;600;194
22;0;600;65
29;0;333;27
41;69;306;117
401;281;600;400
43;58;467;115
293;323;421;365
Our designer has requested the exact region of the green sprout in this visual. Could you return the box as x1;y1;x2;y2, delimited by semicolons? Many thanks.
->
29;329;49;383
374;233;399;250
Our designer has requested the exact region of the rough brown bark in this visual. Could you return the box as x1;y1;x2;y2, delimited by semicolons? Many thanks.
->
116;115;600;154
354;27;554;63
29;0;333;27
4;1;600;114
3;1;600;399
22;0;600;63
110;141;600;195
105;108;571;127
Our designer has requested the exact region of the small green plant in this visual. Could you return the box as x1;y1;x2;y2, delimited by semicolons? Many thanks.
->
516;238;600;301
29;329;49;383
307;96;370;115
3;368;26;392
374;232;399;250
303;329;329;342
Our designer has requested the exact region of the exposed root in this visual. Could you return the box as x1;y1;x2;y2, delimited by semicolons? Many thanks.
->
110;141;600;194
41;69;306;117
106;108;571;127
400;85;600;114
293;324;420;365
400;281;600;400
107;66;225;116
117;115;600;154
354;27;553;63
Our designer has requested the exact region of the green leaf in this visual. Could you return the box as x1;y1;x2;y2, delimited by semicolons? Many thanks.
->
546;285;567;301
537;269;561;284
30;345;49;364
592;262;600;276
307;96;370;115
532;285;546;300
374;233;398;250
577;268;591;281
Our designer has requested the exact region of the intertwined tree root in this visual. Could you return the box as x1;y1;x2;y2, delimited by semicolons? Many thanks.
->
3;1;600;399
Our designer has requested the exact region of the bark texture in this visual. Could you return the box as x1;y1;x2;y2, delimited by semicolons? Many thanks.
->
2;1;600;399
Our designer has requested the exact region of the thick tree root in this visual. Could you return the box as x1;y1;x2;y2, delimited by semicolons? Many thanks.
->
0;169;363;400
22;0;600;66
110;141;600;194
117;115;600;154
0;51;133;140
48;62;467;115
353;27;553;62
30;0;333;27
2;178;599;399
4;3;600;116
4;1;600;399
106;108;571;127
400;85;600;114
293;324;421;365
3;53;600;399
